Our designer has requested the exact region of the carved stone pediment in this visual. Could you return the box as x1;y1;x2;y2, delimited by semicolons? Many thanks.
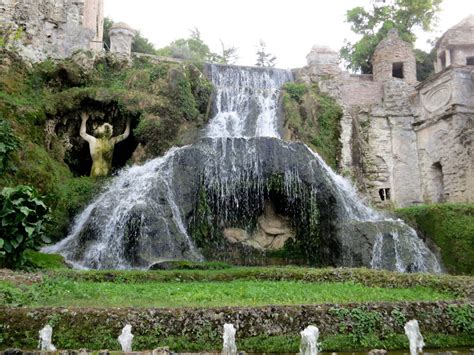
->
421;78;453;113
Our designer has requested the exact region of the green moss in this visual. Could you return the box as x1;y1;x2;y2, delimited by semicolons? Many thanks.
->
281;83;343;169
396;204;474;275
23;250;67;270
0;51;213;250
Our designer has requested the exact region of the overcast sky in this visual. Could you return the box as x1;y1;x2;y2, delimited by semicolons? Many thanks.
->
104;0;473;69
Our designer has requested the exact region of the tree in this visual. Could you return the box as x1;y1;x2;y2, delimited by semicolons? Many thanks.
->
102;17;113;50
255;40;277;67
215;40;239;65
156;27;215;62
131;31;157;55
340;0;442;73
415;47;436;81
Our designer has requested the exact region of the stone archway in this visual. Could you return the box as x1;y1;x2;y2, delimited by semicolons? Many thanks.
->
430;161;445;203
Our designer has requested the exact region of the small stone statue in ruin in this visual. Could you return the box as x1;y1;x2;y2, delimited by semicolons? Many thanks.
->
80;112;131;177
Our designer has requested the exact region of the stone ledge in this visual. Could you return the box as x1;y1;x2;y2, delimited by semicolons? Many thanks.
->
1;301;472;350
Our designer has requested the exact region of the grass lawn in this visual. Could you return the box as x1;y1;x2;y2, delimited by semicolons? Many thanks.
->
0;278;458;308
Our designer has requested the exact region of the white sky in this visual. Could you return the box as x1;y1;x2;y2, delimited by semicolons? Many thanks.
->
104;0;473;69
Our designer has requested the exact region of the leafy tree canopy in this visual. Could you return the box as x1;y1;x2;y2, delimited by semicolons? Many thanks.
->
156;28;213;62
340;0;442;74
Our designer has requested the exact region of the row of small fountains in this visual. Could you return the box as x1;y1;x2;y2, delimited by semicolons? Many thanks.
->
38;320;425;355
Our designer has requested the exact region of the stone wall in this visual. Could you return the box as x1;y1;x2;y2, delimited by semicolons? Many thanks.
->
0;301;472;350
372;30;417;84
0;0;103;62
297;32;473;208
416;67;474;203
82;0;104;51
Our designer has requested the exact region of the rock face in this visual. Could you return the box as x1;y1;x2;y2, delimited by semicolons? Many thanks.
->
0;0;103;62
224;202;295;250
44;137;441;273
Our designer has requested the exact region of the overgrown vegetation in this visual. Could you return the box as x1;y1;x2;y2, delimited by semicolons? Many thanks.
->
397;204;474;275
0;49;213;250
281;82;343;169
0;186;51;268
340;0;442;74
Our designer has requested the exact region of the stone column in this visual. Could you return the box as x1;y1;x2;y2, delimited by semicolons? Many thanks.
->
435;56;442;73
109;22;135;57
445;49;451;67
83;0;104;51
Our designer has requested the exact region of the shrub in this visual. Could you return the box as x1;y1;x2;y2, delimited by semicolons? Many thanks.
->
0;185;51;267
283;83;308;103
0;119;20;173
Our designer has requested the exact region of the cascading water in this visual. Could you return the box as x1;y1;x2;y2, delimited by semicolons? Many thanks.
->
44;63;441;273
206;64;292;138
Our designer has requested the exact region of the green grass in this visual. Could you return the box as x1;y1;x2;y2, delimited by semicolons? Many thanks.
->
44;267;474;299
23;250;67;270
0;278;457;308
397;203;474;275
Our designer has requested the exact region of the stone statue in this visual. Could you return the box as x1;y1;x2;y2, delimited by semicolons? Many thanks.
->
80;112;131;177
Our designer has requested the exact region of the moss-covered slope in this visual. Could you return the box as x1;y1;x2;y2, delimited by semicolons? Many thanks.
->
281;82;343;170
397;204;474;275
0;49;213;242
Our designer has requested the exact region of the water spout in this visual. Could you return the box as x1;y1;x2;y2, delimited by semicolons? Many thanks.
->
404;320;424;355
38;324;56;352
300;325;320;355
222;323;237;355
118;324;134;352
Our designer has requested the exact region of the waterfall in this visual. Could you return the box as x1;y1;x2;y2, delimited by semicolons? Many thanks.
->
206;64;292;138
44;63;441;273
43;148;203;269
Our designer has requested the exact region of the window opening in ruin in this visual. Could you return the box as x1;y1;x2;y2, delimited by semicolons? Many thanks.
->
378;188;391;201
392;62;404;78
467;57;474;65
431;162;445;203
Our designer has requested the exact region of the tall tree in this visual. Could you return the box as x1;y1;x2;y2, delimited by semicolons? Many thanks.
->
213;40;239;64
255;40;277;67
156;27;215;62
340;0;442;73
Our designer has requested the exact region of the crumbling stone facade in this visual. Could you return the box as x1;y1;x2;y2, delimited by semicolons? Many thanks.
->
0;0;104;62
296;17;473;208
109;22;135;57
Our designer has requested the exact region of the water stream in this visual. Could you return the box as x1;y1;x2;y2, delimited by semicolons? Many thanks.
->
44;64;441;273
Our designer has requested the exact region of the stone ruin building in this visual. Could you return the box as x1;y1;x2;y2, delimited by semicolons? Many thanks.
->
0;0;104;61
1;0;472;209
298;17;473;208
